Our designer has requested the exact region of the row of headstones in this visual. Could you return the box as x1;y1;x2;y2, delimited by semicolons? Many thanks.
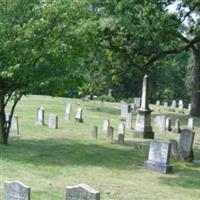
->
144;128;195;174
154;115;194;134
35;104;84;129
4;181;100;200
92;121;126;144
156;100;191;113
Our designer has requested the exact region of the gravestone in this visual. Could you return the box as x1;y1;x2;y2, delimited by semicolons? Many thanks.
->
4;180;31;200
188;103;191;113
108;89;112;96
66;183;100;200
106;126;114;142
187;118;194;130
120;103;131;120
169;139;178;159
91;126;98;140
144;139;172;174
178;100;184;113
165;117;172;131
134;75;154;139
10;115;19;134
179;129;195;161
169;100;176;111
154;115;166;134
35;107;45;126
118;123;125;145
156;100;160;106
75;107;83;123
125;113;133;129
65;103;72;120
134;97;141;109
173;119;181;133
130;103;137;111
103;119;110;133
48;114;58;129
164;102;168;110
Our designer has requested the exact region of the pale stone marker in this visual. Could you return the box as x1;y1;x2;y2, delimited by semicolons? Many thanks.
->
75;107;83;123
178;100;184;113
35;107;45;126
165;117;172;131
10;115;19;134
134;97;141;109
103;119;110;133
65;103;72;120
179;129;195;161
118;123;125;145
125;113;133;129
144;139;172;174
48;114;58;129
91;126;98;139
106;126;114;142
134;75;154;139
154;115;166;134
66;183;100;200
187;118;194;130
169;139;178;159
173;119;181;133
4;180;31;200
156;100;160;106
164;102;168;110
108;89;112;96
169;100;176;111
120;103;131;120
188;103;191;113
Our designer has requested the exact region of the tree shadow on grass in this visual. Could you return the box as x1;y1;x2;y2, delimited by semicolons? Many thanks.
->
158;162;200;189
0;138;147;170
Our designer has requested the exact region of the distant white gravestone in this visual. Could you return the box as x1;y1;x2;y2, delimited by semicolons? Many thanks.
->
103;119;110;133
10;115;19;134
35;107;45;126
65;103;72;120
48;114;58;129
4;180;31;200
66;183;100;200
75;107;83;123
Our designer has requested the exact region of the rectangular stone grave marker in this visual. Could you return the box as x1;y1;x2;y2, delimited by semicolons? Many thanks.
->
187;118;194;130
118;123;125;145
120;103;131;120
173;119;181;133
154;115;166;134
188;103;191;113
106;126;114;142
125;113;133;129
65;103;72;120
91;126;98;140
35;107;45;126
165;117;172;131
103;119;110;133
134;97;141;109
169;100;176;111
48;114;58;129
75;107;83;123
66;183;100;200
144;139;172;174
10;115;19;134
179;129;195;161
156;100;160;106
178;100;184;113
4;180;31;200
169;139;178;159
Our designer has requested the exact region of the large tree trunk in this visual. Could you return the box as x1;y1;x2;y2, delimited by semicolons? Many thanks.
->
0;97;8;144
190;45;200;117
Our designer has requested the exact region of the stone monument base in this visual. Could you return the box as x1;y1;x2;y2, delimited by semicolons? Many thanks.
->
144;160;172;174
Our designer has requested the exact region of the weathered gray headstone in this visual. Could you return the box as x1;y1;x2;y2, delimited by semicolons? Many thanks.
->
169;100;176;111
48;114;58;129
118;123;125;145
178;100;184;113
91;126;98;140
134;97;141;109
103;119;110;133
106;126;114;142
187;117;194;130
173;119;181;133
35;107;45;126
75;107;83;123
125;113;133;129
134;75;154;139
66;183;100;200
120;103;131;120
108;89;112;96
188;103;191;113
144;139;172;174
165;117;172;131
164;102;168;110
169;139;178;159
10;115;19;134
4;180;31;200
179;129;195;161
156;100;160;106
154;115;166;134
65;103;72;120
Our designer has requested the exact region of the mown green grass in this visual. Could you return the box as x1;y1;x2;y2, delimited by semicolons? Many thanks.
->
0;95;200;200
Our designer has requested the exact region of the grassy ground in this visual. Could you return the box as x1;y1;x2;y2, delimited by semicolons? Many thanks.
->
0;95;200;200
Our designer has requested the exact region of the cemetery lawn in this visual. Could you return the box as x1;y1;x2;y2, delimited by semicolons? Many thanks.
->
1;95;200;200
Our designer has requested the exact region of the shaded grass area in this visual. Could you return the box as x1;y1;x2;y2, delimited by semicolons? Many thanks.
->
0;95;200;200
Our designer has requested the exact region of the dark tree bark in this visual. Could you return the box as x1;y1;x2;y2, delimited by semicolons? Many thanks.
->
190;45;200;116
